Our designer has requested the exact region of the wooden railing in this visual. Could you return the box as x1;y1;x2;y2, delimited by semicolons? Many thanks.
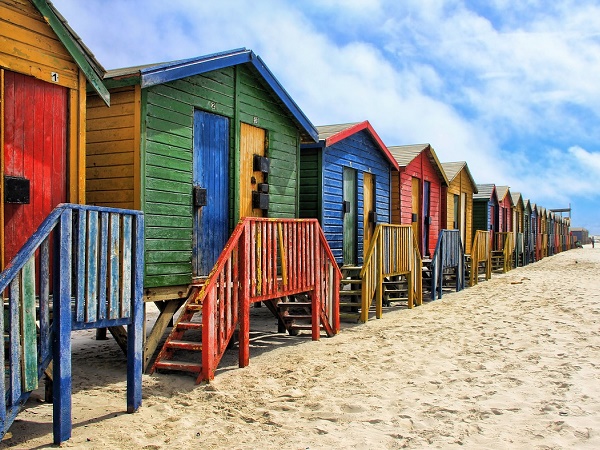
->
514;232;524;267
430;230;464;300
359;224;422;322
469;230;491;286
494;232;515;272
197;218;340;381
0;204;144;444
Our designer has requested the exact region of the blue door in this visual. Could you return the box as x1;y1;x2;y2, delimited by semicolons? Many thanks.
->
193;110;230;277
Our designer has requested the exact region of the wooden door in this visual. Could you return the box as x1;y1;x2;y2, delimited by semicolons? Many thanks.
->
239;123;266;219
453;194;459;229
193;110;229;277
423;180;431;257
342;167;357;266
460;192;466;245
3;71;67;266
411;177;420;250
363;172;375;257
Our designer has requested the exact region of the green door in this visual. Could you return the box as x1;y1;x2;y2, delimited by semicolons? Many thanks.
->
343;167;357;266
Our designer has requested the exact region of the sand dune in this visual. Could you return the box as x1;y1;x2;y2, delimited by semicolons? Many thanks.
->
4;247;600;449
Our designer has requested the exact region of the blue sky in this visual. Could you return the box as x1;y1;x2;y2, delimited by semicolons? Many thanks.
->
53;0;600;234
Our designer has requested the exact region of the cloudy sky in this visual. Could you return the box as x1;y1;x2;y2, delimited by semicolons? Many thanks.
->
53;0;600;234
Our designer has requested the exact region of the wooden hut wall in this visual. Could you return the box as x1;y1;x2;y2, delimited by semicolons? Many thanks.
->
1;0;88;267
392;151;443;257
298;148;321;221
306;130;392;265
444;168;475;254
498;194;513;232
87;87;141;210
87;64;302;288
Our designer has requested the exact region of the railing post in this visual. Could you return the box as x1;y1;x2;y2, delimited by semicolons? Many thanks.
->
53;209;73;444
127;213;144;412
239;221;251;367
312;222;321;341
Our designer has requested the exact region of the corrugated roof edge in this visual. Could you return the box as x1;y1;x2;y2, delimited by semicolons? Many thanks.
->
323;121;400;171
137;48;318;143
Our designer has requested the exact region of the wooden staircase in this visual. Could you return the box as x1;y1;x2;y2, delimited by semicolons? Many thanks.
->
339;266;362;322
151;218;340;383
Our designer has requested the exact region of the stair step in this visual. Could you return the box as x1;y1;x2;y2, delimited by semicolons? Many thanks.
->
187;303;203;311
154;360;202;373
340;279;362;285
277;302;312;308
340;312;360;321
283;314;312;320
177;321;203;331
288;324;323;330
339;290;362;296
166;340;203;351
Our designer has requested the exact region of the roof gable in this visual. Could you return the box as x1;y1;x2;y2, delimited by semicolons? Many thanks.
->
441;161;478;193
315;121;399;171
32;0;109;105
511;191;524;209
474;184;498;203
105;48;317;142
388;144;449;185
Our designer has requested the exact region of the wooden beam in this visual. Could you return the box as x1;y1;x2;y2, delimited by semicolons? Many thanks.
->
143;298;184;371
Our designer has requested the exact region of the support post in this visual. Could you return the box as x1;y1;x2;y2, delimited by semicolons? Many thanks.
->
239;221;250;368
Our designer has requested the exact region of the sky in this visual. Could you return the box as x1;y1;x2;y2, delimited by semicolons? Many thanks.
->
52;0;600;234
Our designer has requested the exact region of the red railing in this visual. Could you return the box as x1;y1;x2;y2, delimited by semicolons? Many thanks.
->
198;218;340;381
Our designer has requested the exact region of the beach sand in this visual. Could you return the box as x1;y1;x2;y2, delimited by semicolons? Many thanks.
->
3;246;600;449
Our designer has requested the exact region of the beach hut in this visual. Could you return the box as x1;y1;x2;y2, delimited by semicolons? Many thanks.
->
441;161;477;254
511;192;524;266
86;48;340;379
472;184;499;239
0;1;146;443
523;199;533;264
389;144;449;258
1;0;108;267
299;121;399;266
299;122;423;320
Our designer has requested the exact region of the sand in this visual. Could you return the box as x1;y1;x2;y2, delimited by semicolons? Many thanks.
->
3;246;600;449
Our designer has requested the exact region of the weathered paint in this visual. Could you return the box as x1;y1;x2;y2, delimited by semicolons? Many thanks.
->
239;122;265;219
3;71;67;266
0;203;143;443
1;0;105;267
88;52;316;289
299;123;395;266
193;110;230;276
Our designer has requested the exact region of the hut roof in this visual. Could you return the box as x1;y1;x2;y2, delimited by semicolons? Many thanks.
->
105;48;318;142
33;0;109;104
496;185;512;204
511;191;524;209
388;144;449;185
473;183;497;201
440;161;478;194
314;121;399;171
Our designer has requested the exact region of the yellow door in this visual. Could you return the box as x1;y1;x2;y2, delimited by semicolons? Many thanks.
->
239;123;266;219
363;173;375;257
411;177;420;243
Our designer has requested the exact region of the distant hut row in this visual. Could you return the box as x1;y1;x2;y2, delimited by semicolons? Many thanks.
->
1;0;575;398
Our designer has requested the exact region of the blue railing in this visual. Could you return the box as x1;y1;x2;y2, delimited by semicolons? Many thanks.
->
430;230;465;300
0;204;144;444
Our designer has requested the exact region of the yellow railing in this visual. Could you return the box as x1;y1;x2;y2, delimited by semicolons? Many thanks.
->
469;230;491;286
359;224;422;322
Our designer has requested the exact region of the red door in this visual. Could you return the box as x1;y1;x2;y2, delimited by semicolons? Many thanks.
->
3;71;68;266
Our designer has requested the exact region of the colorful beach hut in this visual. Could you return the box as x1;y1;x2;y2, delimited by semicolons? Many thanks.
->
523;199;534;264
511;192;524;266
472;184;499;239
441;161;477;254
389;144;449;258
86;48;340;380
1;0;108;267
0;0;145;443
299;121;399;266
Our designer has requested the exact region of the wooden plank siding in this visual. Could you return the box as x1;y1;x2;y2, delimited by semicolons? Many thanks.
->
392;150;443;258
300;129;392;265
86;87;139;210
443;166;475;254
1;0;91;267
88;63;304;288
0;0;79;90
